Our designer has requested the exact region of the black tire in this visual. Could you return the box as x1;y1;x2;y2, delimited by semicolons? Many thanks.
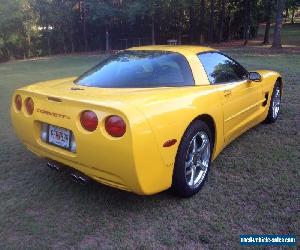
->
264;81;281;123
172;120;213;198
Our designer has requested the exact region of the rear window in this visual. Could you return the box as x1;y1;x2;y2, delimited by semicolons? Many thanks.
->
75;51;194;88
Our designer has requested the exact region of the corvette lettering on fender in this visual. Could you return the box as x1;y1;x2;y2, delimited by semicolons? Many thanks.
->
36;109;70;119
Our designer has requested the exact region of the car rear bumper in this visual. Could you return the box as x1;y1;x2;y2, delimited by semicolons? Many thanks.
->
11;90;173;195
25;143;131;191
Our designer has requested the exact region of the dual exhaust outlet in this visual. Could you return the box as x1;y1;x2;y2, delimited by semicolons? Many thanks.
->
47;161;88;185
47;162;62;172
70;173;89;185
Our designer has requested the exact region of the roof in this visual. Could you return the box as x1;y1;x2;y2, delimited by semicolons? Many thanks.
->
127;45;216;56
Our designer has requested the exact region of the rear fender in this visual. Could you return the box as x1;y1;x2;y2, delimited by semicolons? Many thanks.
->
136;90;224;175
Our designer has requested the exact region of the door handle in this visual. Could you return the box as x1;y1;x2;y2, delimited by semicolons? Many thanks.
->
224;90;232;97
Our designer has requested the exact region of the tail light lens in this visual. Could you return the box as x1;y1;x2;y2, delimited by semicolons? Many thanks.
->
25;97;34;115
80;110;98;132
15;95;22;111
105;115;126;137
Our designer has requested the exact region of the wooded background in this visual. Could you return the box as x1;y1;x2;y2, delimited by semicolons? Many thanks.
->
0;0;299;62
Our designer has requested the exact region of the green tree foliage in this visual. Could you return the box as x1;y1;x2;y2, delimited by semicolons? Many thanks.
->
0;0;25;60
0;0;298;61
285;0;300;23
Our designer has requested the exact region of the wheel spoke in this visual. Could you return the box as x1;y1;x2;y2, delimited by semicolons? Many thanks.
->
185;159;193;170
273;104;276;118
188;166;195;186
276;89;280;98
197;138;208;153
197;161;207;171
192;137;197;153
186;169;192;175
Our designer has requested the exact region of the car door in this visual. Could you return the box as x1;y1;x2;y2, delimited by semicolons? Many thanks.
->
198;52;262;145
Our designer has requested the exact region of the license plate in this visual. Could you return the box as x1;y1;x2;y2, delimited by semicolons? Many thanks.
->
48;125;71;150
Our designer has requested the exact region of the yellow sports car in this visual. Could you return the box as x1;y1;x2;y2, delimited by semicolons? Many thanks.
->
11;46;282;197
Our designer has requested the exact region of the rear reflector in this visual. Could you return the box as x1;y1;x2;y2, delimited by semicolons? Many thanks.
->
105;115;126;137
25;97;34;115
80;110;98;132
15;95;22;111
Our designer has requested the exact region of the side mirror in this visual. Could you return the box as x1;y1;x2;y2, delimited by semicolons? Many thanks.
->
248;72;262;82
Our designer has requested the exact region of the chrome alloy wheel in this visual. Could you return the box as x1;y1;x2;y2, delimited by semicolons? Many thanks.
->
185;131;210;189
272;86;281;119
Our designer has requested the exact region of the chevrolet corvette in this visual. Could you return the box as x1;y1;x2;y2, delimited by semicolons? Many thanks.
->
11;46;282;197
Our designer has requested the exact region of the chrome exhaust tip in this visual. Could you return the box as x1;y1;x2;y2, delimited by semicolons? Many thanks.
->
70;173;79;183
47;162;53;170
47;162;62;172
70;172;88;185
77;176;88;185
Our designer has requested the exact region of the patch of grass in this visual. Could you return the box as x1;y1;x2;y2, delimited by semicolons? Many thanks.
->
257;23;300;46
0;50;299;249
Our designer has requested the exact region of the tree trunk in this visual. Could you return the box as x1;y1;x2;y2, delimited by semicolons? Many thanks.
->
177;6;183;45
226;8;232;41
46;25;51;56
272;0;286;49
263;22;271;44
63;33;67;54
285;7;288;22
263;0;272;44
27;34;31;58
244;0;251;46
83;18;88;51
218;0;226;43
178;30;182;45
151;14;155;45
70;32;75;53
82;0;88;51
244;26;250;45
5;47;10;61
189;5;195;43
208;0;215;43
199;0;206;44
105;26;110;52
291;7;295;24
47;36;51;56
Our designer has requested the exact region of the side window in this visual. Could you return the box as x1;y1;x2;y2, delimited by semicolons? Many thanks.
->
198;52;248;84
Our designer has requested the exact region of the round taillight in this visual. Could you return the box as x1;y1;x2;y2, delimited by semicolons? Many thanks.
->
80;110;98;132
105;115;126;137
25;97;34;115
15;95;22;111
